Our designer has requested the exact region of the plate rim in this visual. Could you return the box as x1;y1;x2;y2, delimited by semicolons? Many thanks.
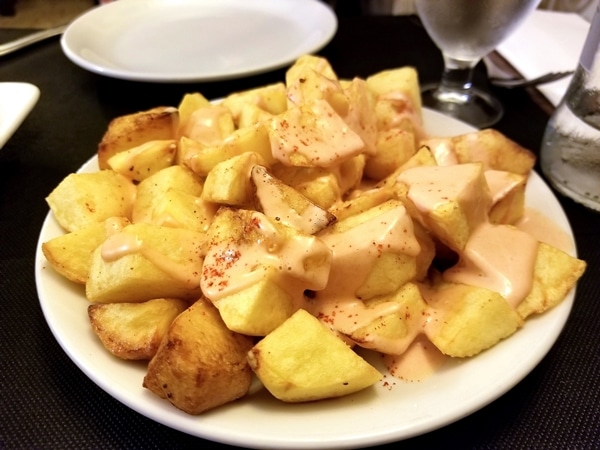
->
60;0;338;83
35;108;578;448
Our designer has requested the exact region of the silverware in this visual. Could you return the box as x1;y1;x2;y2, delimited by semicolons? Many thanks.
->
0;25;68;58
490;70;574;89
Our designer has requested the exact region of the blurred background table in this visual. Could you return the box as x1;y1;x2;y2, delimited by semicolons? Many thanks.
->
1;9;598;450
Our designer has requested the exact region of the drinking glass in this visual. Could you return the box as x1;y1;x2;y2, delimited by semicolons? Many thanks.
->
415;0;541;128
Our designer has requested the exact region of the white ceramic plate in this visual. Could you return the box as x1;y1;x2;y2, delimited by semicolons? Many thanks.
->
60;0;337;82
35;109;577;449
0;82;39;149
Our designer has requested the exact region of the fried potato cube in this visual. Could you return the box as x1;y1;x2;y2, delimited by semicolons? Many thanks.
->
319;200;421;301
42;217;130;284
517;243;587;319
422;282;523;358
182;122;275;177
285;55;343;109
378;145;438;191
286;54;338;83
221;82;287;125
364;128;417;181
86;223;204;303
237;103;276;129
179;104;235;145
451;129;536;176
348;282;429;355
211;270;297;336
366;66;422;117
201;207;332;335
247;309;382;403
144;298;254;414
272;164;341;210
132;165;204;224
251;165;336;235
335;154;366;196
88;298;188;360
46;170;136;232
268;99;365;168
150;188;216;233
176;92;211;136
485;170;527;224
396;163;492;252
338;77;377;155
202;152;267;207
107;139;177;183
412;220;437;281
372;98;422;140
98;106;178;170
356;252;417;300
329;185;396;221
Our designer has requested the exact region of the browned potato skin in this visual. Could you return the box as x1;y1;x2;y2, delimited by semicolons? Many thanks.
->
98;106;179;170
143;297;255;415
451;129;536;176
88;298;188;360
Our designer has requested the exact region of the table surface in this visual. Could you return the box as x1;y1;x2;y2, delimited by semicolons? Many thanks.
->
1;12;598;450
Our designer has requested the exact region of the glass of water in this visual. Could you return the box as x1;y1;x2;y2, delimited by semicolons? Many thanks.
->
415;0;541;128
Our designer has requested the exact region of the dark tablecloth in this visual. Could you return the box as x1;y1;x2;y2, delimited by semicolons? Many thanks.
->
1;13;598;450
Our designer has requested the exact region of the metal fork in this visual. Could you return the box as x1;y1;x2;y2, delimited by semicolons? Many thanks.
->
0;25;68;58
490;70;574;89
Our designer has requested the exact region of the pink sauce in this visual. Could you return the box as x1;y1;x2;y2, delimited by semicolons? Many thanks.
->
384;334;447;382
269;99;365;168
100;228;202;289
200;209;332;308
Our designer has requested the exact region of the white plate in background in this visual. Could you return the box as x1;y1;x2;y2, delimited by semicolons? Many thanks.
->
61;0;337;83
35;109;578;448
0;82;39;149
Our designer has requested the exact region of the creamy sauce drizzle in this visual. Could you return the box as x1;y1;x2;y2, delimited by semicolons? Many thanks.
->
516;207;574;254
183;105;232;145
201;210;331;308
251;165;333;235
100;228;202;289
269;99;365;168
308;204;421;345
378;92;425;140
384;334;448;381
443;223;538;307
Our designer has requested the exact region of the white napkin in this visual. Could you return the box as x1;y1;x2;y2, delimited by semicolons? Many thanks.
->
495;9;590;106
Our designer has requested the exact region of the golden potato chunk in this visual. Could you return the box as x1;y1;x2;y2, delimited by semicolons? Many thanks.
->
396;163;492;252
107;139;177;183
451;129;536;176
485;170;527;224
46;170;135;232
86;222;204;303
364;128;417;181
348;282;429;355
144;298;254;414
42;217;130;284
88;298;188;360
202;152;267;207
201;207;332;335
221;82;287;125
517;243;587;319
318;200;421;302
422;282;523;358
251;164;336;235
132;164;204;225
248;309;382;403
98;106;178;170
366;66;422;118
